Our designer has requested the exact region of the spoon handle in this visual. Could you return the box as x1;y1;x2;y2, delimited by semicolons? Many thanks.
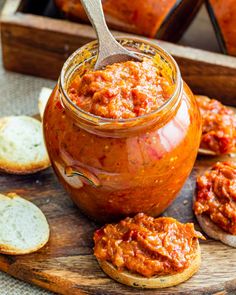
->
80;0;109;39
80;0;124;56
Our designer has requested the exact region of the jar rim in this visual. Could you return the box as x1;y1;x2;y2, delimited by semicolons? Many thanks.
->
59;36;182;126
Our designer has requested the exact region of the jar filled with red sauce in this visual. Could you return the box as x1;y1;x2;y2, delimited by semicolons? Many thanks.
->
43;38;201;223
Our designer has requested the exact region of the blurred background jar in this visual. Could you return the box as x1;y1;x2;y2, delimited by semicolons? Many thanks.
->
54;0;203;42
206;0;236;56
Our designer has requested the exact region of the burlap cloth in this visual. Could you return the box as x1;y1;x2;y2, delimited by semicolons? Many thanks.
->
0;0;220;293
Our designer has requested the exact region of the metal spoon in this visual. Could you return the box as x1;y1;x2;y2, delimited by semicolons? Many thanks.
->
80;0;142;70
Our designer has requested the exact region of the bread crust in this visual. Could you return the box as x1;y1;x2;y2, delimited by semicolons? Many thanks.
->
0;160;50;175
198;148;236;156
193;195;236;248
198;148;217;156
196;213;236;248
0;116;50;175
0;238;49;255
97;241;201;288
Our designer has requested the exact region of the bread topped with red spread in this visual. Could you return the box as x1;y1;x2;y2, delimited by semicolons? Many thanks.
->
93;213;204;288
194;161;236;247
195;95;236;155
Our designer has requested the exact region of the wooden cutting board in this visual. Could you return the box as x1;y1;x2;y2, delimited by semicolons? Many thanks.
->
0;151;236;294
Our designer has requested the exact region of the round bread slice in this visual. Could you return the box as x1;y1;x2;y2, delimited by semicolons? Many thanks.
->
0;116;50;174
193;196;236;248
0;193;49;255
97;241;201;289
38;87;52;119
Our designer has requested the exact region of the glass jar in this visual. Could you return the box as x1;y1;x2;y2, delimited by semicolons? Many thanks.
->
54;0;203;42
206;0;236;56
43;37;201;223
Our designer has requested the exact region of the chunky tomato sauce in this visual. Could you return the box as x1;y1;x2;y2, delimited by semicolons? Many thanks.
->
209;0;236;55
194;162;236;235
94;213;204;277
68;58;173;119
196;95;236;154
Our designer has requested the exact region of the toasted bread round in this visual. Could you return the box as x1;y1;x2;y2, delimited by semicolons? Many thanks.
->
0;116;50;174
193;195;236;248
38;87;52;120
97;242;201;289
0;193;49;255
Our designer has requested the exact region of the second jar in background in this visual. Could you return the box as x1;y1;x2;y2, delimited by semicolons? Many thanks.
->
54;0;203;42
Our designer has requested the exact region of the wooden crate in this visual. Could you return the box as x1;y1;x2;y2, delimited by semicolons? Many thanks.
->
1;0;236;105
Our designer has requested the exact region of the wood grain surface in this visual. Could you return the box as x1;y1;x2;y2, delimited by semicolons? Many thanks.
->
1;0;236;105
0;152;235;295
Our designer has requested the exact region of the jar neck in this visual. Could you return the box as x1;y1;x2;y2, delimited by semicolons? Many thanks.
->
59;38;183;137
